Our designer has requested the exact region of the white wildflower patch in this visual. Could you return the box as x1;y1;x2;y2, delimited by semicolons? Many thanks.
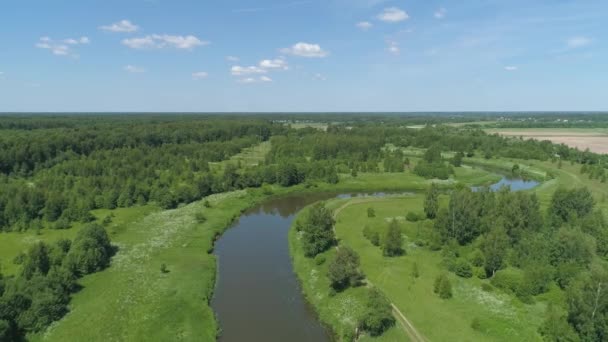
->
384;216;406;222
456;281;515;318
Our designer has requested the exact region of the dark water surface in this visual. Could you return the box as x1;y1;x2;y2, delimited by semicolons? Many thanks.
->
211;193;335;342
472;176;540;192
211;176;539;341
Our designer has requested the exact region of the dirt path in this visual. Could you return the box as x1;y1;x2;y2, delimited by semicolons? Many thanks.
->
332;198;428;342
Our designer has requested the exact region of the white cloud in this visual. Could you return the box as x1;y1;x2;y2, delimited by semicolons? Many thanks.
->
36;36;88;57
387;41;400;55
377;7;409;23
260;76;273;82
124;65;146;73
238;76;272;84
192;71;209;80
227;56;240;62
356;21;373;30
280;42;328;58
434;7;447;19
122;34;208;50
566;36;592;49
504;66;518;71
100;20;139;33
313;73;327;81
259;58;289;70
231;65;267;76
238;78;256;84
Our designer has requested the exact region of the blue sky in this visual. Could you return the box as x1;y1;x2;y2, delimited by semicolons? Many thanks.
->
0;0;606;112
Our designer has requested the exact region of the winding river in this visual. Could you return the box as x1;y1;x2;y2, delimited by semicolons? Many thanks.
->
211;176;539;341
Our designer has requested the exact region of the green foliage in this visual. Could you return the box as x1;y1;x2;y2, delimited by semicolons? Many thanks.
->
21;242;51;280
367;207;375;218
454;259;473;278
523;262;554;295
328;246;363;291
483;226;510;277
491;268;520;290
314;255;326;266
66;224;114;276
469;249;485;267
382;219;404;257
358;288;395;337
550;187;595;225
424;183;440;219
406;211;422;222
412;262;420;278
434;273;453;299
539;304;580;342
563;264;608;341
195;212;207;224
362;225;380;246
160;263;169;274
301;203;336;257
451;151;464;167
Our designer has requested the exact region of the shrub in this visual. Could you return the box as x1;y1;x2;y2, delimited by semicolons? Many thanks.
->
481;283;493;292
102;215;113;226
160;263;169;273
314;254;326;266
470;250;485;267
411;262;420;278
406;212;421;222
434;274;453;299
382;220;404;257
54;218;71;230
66;224;114;276
203;200;212;208
328;246;363;291
471;318;482;331
476;267;488;279
454;259;473;278
195;212;207;224
367;207;376;218
358;288;395;336
363;225;380;246
490;268;524;294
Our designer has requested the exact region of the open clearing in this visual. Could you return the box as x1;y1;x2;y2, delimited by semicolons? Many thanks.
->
486;128;608;154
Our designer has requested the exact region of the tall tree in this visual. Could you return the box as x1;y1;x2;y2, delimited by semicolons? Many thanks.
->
328;246;362;291
383;219;404;257
301;203;336;257
483;226;510;277
424;183;440;219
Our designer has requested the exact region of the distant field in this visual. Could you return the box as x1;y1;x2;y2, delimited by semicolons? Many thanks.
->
290;122;328;131
486;128;608;154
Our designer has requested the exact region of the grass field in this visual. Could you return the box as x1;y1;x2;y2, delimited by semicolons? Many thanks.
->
486;128;608;154
332;196;546;342
208;140;271;172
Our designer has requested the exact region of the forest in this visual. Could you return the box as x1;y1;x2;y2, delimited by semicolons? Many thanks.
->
0;113;607;341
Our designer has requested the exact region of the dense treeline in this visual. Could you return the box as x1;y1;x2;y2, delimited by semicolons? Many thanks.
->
0;118;280;232
0;224;113;340
1;115;606;234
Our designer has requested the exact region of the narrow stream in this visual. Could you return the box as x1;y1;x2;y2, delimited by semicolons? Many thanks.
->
211;177;539;341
